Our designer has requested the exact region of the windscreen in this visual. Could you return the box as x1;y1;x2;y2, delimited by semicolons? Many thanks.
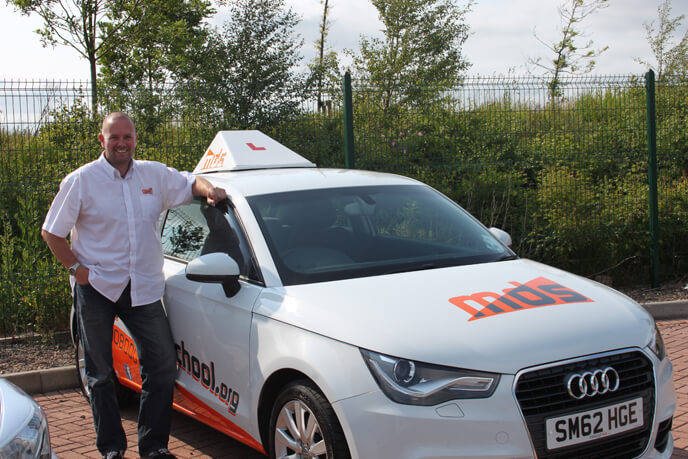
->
248;185;514;285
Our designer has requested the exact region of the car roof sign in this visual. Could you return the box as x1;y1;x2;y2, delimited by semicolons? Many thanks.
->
193;130;316;174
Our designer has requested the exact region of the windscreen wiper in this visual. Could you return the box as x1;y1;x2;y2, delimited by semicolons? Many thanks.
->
384;263;439;275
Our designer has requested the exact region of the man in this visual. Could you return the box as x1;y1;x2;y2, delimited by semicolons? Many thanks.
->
41;112;226;459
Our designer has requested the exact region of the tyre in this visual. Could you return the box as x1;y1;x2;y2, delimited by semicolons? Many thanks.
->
74;335;91;401
269;380;351;459
74;333;137;405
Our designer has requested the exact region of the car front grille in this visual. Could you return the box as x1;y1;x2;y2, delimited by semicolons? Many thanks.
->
514;350;655;458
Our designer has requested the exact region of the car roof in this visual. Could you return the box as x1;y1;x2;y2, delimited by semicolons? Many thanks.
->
198;167;421;197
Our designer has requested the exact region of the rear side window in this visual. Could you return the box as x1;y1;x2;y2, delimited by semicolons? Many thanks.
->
161;199;258;280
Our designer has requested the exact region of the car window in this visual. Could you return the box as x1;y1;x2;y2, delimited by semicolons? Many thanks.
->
161;199;258;280
248;185;513;286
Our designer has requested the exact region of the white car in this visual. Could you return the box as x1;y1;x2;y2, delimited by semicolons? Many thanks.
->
0;377;57;458
74;131;675;458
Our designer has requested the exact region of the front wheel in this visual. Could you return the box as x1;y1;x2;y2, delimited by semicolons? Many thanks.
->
269;380;351;459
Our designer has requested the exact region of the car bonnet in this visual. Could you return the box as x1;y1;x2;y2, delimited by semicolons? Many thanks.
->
254;259;655;374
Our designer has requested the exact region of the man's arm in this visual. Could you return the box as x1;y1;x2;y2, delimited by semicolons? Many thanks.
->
41;230;89;284
192;176;227;205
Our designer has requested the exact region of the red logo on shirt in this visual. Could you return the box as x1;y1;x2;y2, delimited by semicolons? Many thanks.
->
142;188;153;194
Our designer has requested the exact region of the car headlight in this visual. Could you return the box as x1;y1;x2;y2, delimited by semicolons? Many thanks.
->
360;349;500;406
648;323;666;361
0;404;52;459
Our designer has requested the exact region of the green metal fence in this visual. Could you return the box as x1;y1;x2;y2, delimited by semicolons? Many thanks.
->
344;73;688;286
1;74;686;343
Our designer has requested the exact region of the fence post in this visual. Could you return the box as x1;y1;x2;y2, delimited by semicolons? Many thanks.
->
645;69;660;288
342;71;355;169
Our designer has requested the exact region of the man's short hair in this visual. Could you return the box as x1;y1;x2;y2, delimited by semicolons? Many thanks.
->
102;112;135;133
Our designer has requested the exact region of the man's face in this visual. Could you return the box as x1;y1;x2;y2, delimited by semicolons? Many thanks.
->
99;117;137;169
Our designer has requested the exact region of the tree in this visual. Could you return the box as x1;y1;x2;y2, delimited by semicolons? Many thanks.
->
99;0;216;93
529;0;609;100
6;0;143;113
185;0;306;127
351;0;472;109
307;0;340;113
636;0;688;79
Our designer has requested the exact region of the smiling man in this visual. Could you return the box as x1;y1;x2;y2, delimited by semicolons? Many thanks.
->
41;112;226;459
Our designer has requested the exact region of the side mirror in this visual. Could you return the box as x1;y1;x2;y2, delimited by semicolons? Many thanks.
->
489;227;513;247
186;252;241;297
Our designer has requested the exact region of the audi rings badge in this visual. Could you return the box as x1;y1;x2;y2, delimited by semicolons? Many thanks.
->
566;367;620;400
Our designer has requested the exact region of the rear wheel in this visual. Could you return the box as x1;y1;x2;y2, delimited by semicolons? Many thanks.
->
74;333;137;405
74;335;90;400
269;380;351;459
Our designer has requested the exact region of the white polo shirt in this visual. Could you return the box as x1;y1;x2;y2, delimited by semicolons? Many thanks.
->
43;154;195;306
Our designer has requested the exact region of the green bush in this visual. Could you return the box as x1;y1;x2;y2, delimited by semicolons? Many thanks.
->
3;76;688;340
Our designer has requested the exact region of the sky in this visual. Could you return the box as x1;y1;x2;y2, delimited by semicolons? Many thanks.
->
1;0;688;81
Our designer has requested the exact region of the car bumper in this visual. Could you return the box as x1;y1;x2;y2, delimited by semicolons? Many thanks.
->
333;352;675;459
335;379;534;458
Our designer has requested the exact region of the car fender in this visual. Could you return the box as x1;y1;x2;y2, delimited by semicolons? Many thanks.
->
249;313;378;444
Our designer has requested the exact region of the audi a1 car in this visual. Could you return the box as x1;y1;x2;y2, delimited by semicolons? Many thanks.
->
73;131;675;458
0;377;58;458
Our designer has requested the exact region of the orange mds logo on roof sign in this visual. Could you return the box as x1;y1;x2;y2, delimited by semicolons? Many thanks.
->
198;148;227;171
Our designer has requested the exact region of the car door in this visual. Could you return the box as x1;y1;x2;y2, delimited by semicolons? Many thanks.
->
160;198;263;440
